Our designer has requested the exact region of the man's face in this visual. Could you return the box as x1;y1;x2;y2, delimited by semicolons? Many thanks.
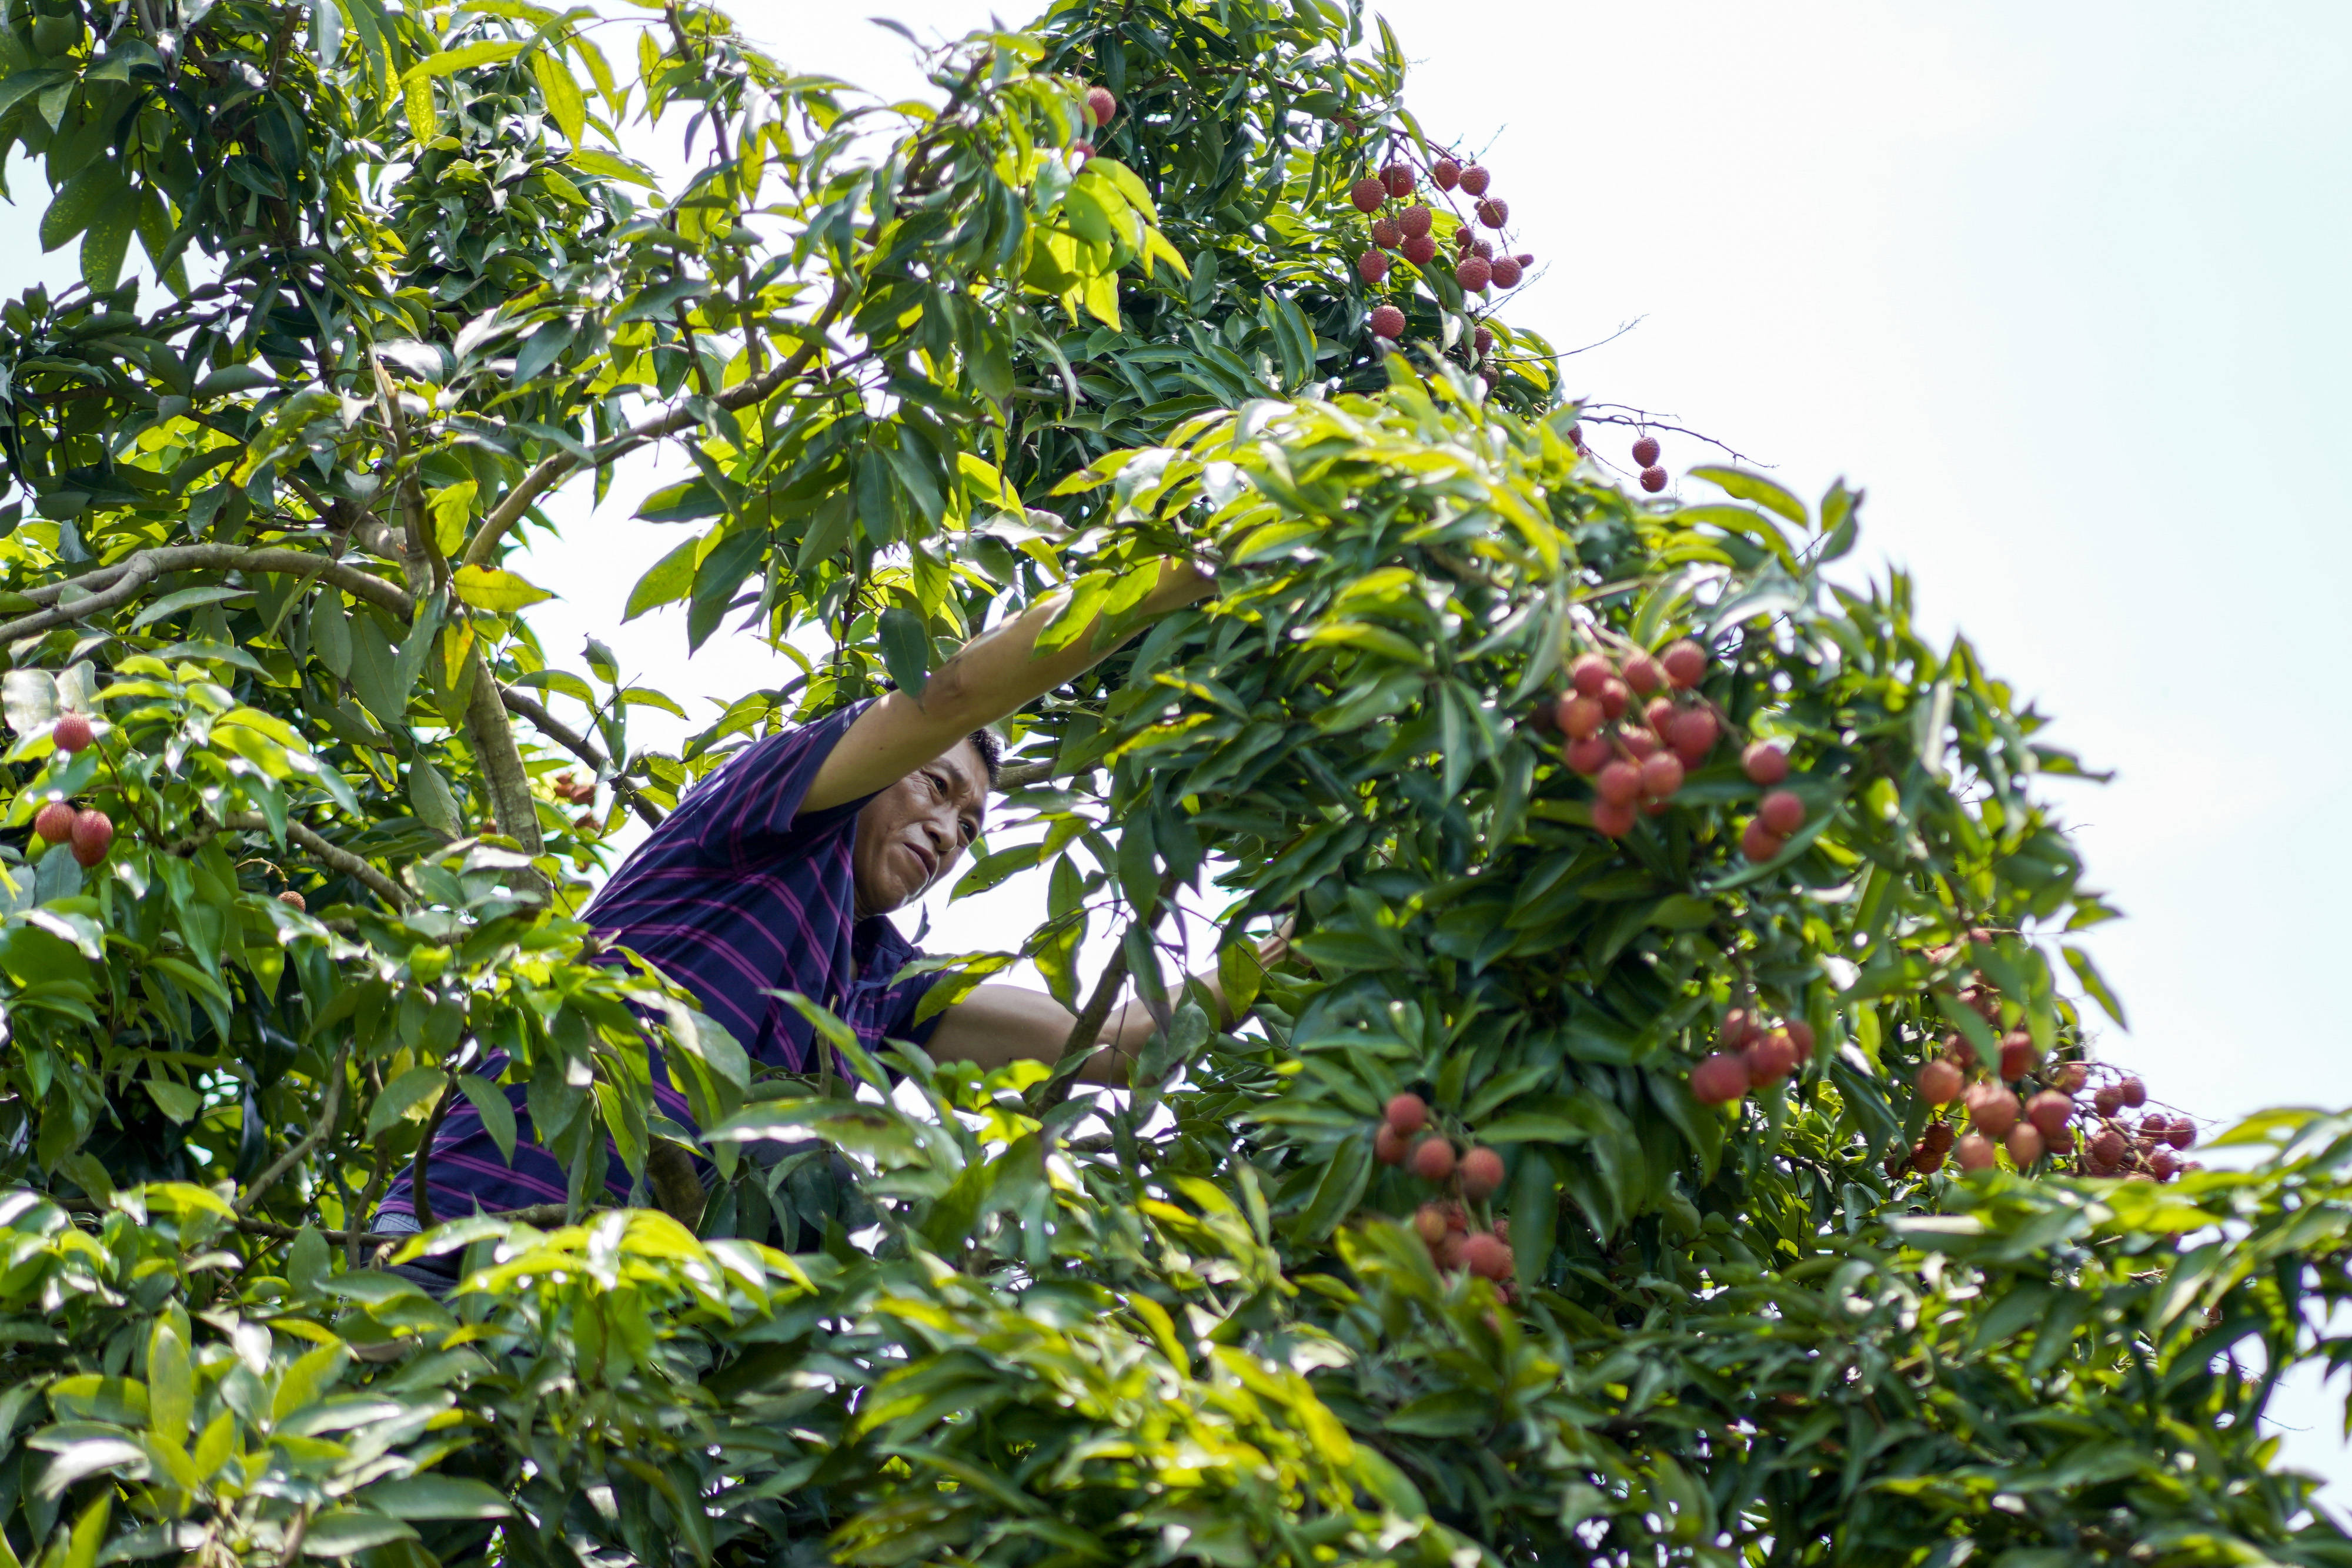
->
850;738;990;917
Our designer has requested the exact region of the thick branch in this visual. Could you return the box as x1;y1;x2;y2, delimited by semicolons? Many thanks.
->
407;1073;456;1230
499;686;663;828
462;648;544;861
4;544;414;641
225;811;412;910
235;1042;352;1215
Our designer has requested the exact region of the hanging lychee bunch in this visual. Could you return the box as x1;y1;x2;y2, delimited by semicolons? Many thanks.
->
1690;1009;1818;1104
1632;432;1668;495
1551;637;1786;841
32;796;113;868
1349;146;1533;348
1372;1093;1514;1281
550;770;598;806
1884;932;2199;1183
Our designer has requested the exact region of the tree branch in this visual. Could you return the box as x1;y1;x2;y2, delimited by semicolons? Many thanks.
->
462;648;545;861
499;686;664;827
225;811;413;910
2;544;413;641
235;1041;352;1216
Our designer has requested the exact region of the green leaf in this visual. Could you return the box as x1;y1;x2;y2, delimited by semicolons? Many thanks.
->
2063;945;2127;1029
1690;465;1809;528
530;48;584;143
455;1073;517;1165
79;192;135;293
360;1475;512;1519
128;584;251;631
877;605;930;697
366;1065;447;1138
452;564;554;611
566;147;657;186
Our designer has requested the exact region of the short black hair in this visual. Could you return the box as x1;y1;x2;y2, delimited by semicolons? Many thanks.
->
963;726;1003;788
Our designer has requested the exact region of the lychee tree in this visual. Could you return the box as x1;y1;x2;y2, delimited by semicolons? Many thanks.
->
0;0;2346;1564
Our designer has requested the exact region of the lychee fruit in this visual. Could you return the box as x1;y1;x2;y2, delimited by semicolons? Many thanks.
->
69;808;112;867
1596;760;1643;807
2089;1126;2127;1169
1910;1141;1943;1175
2050;1062;2087;1094
1458;163;1491;195
51;713;92;753
1489;257;1522;288
1375;1122;1409;1165
1639;466;1668;493
1381;161;1414;198
1623;653;1665;694
2092;1084;2123;1116
1944;1032;1979;1074
1642;696;1678;736
1556;694;1604;739
1639;752;1684;801
1413;1204;1450;1246
1666;708;1718;765
1785;1021;1816;1060
1740;818;1783;862
1436;1231;1467;1269
2006;1122;2045;1167
1475;197;1509;229
2167;1121;2196;1149
1956;1132;1997;1172
1917;1059;1963;1105
1472;325;1494;355
1070;140;1095;163
1369;304;1406;339
32;799;75;844
1631;435;1662;467
1661;639;1706;689
1591;799;1636;838
1461;1232;1512;1280
1570;653;1612;696
1564;736;1612;774
1741;743;1789;786
1515;252;1535;266
1745;1030;1798;1086
1759;790;1805;835
1432;158;1462;190
1690;1052;1749;1105
1456;255;1492;291
1459;1145;1505;1200
2140;1112;2169;1136
1721;1008;1763;1050
1084;86;1118;129
1967;1083;2019;1136
1385;1092;1429;1135
1349;177;1387;213
278;890;306;912
2149;1148;2179;1179
1398;204;1433;238
1358;250;1392;284
2026;1090;2073;1139
2119;1075;2146;1108
1596;677;1630;720
1402;233;1437;265
1997;1031;2036;1080
1412;1136;1456;1182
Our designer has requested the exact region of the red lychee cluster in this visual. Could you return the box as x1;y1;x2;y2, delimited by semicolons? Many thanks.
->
550;770;597;806
1374;1094;1514;1280
1550;640;1810;862
1690;1010;1818;1105
1890;932;2199;1182
1631;433;1668;496
1350;151;1533;349
33;797;112;867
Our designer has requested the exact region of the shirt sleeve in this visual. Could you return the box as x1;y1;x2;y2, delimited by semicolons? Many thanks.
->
661;699;876;867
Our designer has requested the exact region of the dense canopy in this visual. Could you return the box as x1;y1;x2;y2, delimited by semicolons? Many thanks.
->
0;0;2346;1564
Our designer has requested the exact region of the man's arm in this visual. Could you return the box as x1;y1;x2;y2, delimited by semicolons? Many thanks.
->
922;927;1288;1085
801;558;1215;815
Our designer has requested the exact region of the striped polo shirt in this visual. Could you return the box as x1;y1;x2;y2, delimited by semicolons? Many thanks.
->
378;700;947;1221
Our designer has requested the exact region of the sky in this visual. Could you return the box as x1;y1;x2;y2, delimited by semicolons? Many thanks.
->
5;0;2351;1496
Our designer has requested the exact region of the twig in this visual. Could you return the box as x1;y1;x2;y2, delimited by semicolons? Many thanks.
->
408;1072;457;1230
1572;404;1770;469
223;811;413;911
55;1195;586;1243
498;686;663;827
1033;941;1130;1114
235;1042;352;1215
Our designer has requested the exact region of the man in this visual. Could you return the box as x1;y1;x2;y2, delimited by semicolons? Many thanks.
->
377;556;1242;1237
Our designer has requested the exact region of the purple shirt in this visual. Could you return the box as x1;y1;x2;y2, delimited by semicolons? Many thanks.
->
379;700;946;1221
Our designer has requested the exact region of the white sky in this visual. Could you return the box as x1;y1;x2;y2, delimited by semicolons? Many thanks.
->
5;0;2348;1502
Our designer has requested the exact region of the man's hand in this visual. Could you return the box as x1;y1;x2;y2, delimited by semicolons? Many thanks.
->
803;558;1215;814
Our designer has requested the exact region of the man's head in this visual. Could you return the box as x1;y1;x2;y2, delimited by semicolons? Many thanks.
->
849;729;999;918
